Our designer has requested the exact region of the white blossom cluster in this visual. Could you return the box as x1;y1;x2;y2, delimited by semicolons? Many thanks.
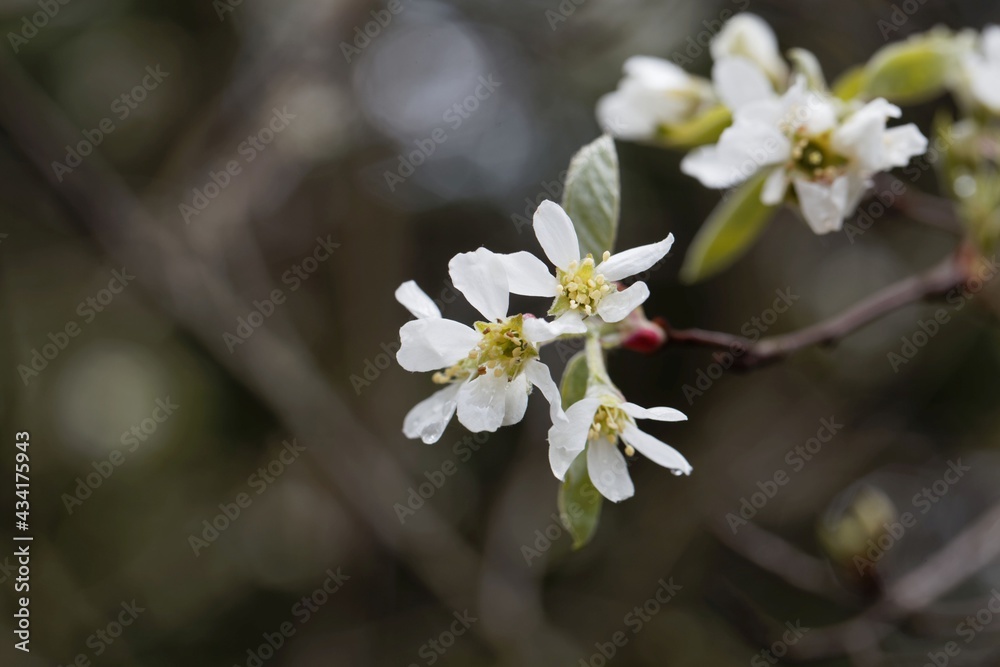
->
396;201;690;502
598;14;934;234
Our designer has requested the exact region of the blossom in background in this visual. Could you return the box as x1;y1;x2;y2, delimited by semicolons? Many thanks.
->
548;389;691;502
497;200;673;322
596;56;716;140
681;71;928;234
710;12;789;87
961;25;1000;114
395;249;585;443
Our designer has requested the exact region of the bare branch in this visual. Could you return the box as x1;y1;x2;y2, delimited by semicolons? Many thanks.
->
665;248;973;369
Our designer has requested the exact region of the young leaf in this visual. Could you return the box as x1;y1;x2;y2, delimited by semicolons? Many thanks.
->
680;170;778;284
562;135;620;258
658;105;731;149
560;351;589;410
860;29;956;104
558;451;603;550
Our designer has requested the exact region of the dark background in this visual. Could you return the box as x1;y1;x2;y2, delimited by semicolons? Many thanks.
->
2;0;1000;665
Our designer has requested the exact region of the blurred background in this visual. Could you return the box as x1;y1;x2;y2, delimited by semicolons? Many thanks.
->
2;0;1000;665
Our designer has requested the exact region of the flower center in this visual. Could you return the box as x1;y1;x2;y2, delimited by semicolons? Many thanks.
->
552;253;613;316
433;314;537;384
789;133;847;181
588;404;636;455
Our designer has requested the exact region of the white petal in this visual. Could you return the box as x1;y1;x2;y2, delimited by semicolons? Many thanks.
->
881;124;928;168
533;200;581;270
547;397;602;480
448;248;509;322
596;234;674;281
403;383;462;444
781;83;838;136
621;402;688;422
712;56;775;111
456;371;508;433
596;282;650;323
501;373;530;426
793;176;849;235
523;312;587;345
598;57;715;138
681;117;789;189
587;437;634;502
761;166;789;205
395;280;441;320
496;252;558;297
621;424;692;475
710;13;789;84
549;448;583;484
623;55;691;88
397;319;479;372
831;98;901;170
523;359;564;423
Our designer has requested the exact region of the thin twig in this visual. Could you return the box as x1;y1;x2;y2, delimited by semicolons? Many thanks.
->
665;248;973;369
711;519;856;605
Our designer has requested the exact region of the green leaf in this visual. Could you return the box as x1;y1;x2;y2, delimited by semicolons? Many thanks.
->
557;451;603;550
860;30;956;104
831;66;867;101
559;351;589;410
562;135;620;258
680;170;778;284
657;105;731;149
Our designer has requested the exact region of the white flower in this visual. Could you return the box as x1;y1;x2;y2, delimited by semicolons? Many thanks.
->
681;73;928;234
547;389;691;502
597;56;716;140
961;25;1000;114
395;249;586;444
710;13;789;86
496;200;673;322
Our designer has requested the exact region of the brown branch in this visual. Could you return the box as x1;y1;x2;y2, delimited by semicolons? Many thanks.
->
665;247;974;369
